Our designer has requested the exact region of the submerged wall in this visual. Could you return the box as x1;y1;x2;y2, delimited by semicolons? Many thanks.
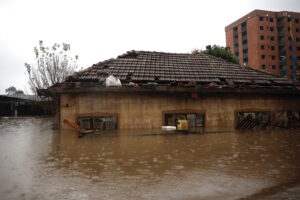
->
60;92;300;132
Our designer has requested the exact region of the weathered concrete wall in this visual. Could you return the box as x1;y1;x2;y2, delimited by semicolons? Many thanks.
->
60;92;300;132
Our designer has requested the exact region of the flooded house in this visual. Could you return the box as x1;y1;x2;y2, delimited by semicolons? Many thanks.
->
44;51;300;132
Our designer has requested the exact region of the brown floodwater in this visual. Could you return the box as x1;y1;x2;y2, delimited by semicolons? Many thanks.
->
0;117;300;200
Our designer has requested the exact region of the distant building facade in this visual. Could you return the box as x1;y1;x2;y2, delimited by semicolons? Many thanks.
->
225;10;300;81
0;95;54;117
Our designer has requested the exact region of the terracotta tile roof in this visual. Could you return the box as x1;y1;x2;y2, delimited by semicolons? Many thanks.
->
66;50;291;86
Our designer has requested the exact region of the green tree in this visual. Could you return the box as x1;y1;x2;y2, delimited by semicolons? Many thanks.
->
25;40;79;94
5;86;24;96
192;45;238;64
5;86;17;95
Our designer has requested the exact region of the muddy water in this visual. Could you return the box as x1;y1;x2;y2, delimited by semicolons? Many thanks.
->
0;117;300;200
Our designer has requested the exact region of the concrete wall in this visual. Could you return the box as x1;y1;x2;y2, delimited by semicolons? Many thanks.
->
60;92;300;132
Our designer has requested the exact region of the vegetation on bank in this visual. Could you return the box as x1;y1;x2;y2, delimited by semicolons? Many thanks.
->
192;45;238;64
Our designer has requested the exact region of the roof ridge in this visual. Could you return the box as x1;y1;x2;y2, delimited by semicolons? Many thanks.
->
124;50;191;56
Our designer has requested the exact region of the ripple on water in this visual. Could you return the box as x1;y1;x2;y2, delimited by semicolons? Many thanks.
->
0;117;300;199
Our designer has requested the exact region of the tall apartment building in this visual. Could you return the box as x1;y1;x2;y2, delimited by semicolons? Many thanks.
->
225;10;300;81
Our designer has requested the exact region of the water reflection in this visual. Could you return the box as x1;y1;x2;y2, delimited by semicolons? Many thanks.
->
0;117;300;199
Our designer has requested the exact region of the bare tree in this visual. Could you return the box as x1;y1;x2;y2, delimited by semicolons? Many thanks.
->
25;40;78;94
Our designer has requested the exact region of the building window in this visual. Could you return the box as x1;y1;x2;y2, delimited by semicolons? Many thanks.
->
262;64;266;69
296;28;299;33
259;16;264;21
236;112;270;129
270;36;274;41
272;55;276;60
164;112;205;131
261;45;265;50
297;47;300;51
272;65;276;70
297;38;300;42
270;27;274;32
270;17;273;22
260;26;264;30
271;46;275;50
261;55;265;59
260;35;264;40
77;115;118;130
296;19;299;23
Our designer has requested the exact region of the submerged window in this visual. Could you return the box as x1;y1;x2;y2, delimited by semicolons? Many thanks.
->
164;112;205;131
236;112;270;129
77;115;118;130
271;111;300;128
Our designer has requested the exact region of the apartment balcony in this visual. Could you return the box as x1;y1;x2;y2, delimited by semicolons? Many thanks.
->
278;48;286;56
278;29;285;37
279;66;288;77
278;39;286;47
279;59;287;66
241;26;247;33
277;18;285;27
278;35;285;41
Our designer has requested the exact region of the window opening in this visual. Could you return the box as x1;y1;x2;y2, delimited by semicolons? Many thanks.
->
164;112;205;132
236;112;270;129
77;115;118;131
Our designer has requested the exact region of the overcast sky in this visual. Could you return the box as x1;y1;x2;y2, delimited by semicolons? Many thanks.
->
0;0;299;94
